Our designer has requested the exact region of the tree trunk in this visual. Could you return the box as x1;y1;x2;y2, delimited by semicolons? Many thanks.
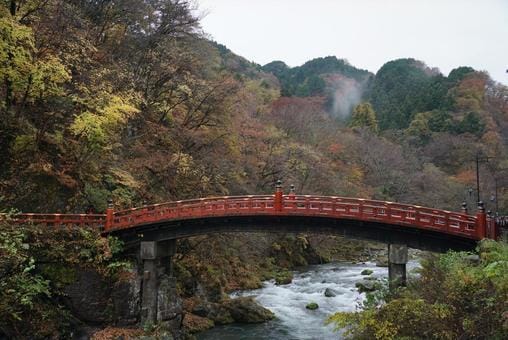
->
10;0;16;15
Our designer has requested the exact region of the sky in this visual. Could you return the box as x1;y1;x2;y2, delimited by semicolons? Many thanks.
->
196;0;508;84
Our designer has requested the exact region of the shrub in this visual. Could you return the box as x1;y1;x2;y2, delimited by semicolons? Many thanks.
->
327;240;508;339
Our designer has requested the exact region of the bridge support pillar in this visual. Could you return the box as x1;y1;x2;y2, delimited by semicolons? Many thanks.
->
388;243;408;291
140;240;181;334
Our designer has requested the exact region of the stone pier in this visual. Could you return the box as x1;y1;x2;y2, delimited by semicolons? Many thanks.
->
388;243;408;290
140;240;182;336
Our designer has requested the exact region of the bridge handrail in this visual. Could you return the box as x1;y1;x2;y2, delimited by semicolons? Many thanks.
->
4;194;495;240
106;195;481;239
112;195;277;228
113;195;275;217
0;212;107;228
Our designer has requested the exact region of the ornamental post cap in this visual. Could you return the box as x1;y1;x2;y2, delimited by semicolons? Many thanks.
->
107;198;113;208
290;184;295;191
462;201;467;208
478;201;485;212
276;179;282;188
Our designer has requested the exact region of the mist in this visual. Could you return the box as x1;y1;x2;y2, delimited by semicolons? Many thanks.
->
327;76;367;119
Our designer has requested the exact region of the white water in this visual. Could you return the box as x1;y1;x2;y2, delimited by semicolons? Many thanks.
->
198;261;419;340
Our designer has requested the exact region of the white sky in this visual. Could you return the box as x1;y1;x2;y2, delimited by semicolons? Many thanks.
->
196;0;508;85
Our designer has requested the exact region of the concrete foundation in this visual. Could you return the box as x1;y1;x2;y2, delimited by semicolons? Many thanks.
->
388;243;408;290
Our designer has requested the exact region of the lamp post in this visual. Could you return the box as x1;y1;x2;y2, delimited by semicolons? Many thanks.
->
491;176;499;215
474;152;491;204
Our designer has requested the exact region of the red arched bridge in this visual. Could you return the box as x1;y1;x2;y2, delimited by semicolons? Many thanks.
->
4;188;500;252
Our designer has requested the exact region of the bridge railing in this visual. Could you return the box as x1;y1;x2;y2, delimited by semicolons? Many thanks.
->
1;213;107;229
107;194;480;239
3;194;492;240
112;195;276;229
281;195;478;238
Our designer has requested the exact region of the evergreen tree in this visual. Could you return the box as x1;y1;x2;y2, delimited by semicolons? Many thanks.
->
350;102;378;133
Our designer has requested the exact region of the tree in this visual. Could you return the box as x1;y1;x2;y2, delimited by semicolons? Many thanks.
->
406;111;431;143
349;102;378;133
428;110;453;132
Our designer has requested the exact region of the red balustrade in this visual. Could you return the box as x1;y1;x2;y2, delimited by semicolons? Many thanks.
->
1;213;106;229
1;194;497;241
108;195;481;239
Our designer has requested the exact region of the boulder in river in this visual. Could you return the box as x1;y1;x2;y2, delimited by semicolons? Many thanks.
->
355;280;382;293
306;302;319;310
224;297;275;323
324;288;337;297
361;269;373;275
275;271;293;285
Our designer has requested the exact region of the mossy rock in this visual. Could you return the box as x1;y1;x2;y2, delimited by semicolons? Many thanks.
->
224;297;275;323
361;269;373;276
275;271;293;285
306;302;319;310
355;280;382;293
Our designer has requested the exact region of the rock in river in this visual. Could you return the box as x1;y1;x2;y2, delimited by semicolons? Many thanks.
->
355;279;382;293
224;297;275;323
324;288;337;297
305;302;319;310
361;269;373;275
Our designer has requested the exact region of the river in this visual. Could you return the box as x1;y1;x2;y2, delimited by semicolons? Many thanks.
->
198;261;418;340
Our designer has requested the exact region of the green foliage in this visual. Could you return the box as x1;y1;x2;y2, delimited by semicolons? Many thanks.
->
350;102;378;133
83;183;109;212
427;110;453;132
328;240;508;339
70;94;139;152
406;110;485;142
0;16;69;109
294;75;326;96
0;16;35;107
406;111;432;142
